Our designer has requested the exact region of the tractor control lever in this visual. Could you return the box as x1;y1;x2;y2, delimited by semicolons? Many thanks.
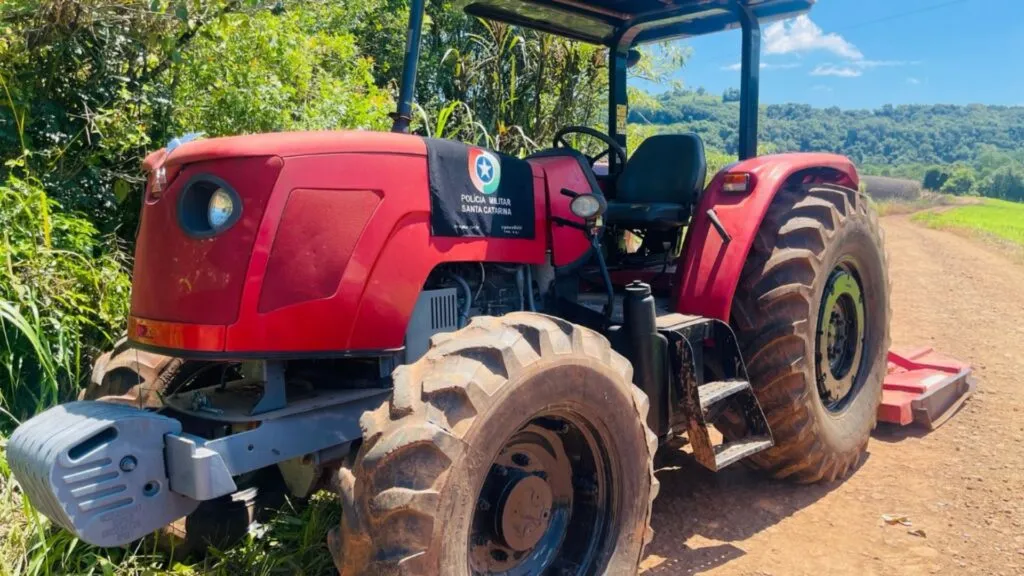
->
706;208;732;244
552;210;615;321
551;216;587;231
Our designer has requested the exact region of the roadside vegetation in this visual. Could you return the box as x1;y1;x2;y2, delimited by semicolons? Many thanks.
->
0;0;1022;574
913;199;1024;250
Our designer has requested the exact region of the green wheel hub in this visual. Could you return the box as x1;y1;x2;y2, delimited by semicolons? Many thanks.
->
816;263;866;411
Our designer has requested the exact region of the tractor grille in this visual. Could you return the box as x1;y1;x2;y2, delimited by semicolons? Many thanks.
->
405;288;460;361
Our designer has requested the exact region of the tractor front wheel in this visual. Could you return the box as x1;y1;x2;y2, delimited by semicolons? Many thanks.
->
330;313;659;575
729;182;890;483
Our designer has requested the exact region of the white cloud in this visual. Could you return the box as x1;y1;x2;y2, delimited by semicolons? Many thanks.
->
907;77;921;85
856;60;919;69
721;62;802;72
764;15;863;60
811;64;862;78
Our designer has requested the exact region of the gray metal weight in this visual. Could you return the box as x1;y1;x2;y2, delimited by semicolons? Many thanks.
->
8;401;199;547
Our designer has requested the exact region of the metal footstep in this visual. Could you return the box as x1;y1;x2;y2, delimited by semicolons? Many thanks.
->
657;314;774;472
688;379;773;471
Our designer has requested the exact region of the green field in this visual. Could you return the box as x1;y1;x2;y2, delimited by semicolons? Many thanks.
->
912;199;1024;247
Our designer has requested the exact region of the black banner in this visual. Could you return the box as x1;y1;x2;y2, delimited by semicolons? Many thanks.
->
426;138;535;239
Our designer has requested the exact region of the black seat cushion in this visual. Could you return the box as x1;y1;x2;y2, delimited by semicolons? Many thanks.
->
606;134;706;229
604;202;688;227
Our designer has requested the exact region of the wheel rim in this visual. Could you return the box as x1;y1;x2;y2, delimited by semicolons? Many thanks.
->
469;412;613;575
816;263;866;412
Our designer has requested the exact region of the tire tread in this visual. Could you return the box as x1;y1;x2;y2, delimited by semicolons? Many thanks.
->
334;312;659;575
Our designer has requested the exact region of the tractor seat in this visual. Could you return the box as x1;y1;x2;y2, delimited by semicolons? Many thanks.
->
605;134;706;230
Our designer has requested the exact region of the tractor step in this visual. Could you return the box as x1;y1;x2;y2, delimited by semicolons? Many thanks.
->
698;380;751;411
688;378;772;471
713;436;773;470
655;313;774;472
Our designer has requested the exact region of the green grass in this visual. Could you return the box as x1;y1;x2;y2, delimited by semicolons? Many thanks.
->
912;198;1024;247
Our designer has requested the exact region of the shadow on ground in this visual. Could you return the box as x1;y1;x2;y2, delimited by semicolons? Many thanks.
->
641;444;870;574
871;422;931;444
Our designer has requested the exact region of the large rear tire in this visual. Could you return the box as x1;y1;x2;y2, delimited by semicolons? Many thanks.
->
330;313;659;575
728;182;890;483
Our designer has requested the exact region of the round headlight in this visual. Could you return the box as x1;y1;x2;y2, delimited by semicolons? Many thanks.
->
570;194;603;219
208;188;234;229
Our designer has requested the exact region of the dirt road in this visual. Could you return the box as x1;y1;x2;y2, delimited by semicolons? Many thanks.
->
641;216;1024;576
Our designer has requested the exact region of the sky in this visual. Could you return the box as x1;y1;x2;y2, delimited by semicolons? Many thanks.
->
638;0;1024;109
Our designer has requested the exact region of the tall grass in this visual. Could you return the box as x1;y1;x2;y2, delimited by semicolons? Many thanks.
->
0;168;131;428
0;163;137;573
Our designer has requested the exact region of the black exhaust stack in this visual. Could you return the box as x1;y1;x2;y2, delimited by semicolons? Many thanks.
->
391;0;426;133
622;281;670;436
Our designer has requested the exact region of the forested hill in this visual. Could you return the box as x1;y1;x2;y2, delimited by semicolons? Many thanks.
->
631;89;1024;168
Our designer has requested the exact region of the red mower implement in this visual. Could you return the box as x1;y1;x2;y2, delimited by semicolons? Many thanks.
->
6;0;970;573
880;347;975;429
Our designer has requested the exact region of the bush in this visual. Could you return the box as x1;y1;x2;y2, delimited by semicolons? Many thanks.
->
983;165;1024;203
0;167;129;428
941;166;977;196
170;6;393;136
923;166;950;191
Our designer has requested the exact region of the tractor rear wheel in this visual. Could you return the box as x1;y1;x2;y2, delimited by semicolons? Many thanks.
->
728;182;890;483
330;313;659;575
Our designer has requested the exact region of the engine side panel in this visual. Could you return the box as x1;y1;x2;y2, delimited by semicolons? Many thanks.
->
346;165;548;350
258;188;382;313
674;152;858;321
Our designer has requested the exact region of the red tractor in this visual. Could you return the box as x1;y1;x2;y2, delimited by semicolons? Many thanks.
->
9;0;892;574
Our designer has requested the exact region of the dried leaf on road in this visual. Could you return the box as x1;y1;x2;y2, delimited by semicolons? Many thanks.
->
882;514;913;526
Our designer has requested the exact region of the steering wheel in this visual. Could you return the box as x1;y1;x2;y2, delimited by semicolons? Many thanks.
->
553;126;627;177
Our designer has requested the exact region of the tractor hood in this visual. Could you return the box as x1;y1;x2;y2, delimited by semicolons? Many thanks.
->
132;131;430;353
143;130;427;172
129;130;572;356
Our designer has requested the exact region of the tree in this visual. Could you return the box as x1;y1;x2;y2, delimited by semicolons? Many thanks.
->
923;166;950;191
983;165;1024;202
171;6;392;136
0;0;271;230
941;166;977;196
629;89;1024;175
722;87;741;103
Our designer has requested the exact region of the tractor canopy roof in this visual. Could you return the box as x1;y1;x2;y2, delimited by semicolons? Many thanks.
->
460;0;814;48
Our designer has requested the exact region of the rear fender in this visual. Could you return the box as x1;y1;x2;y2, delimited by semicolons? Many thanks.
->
674;153;858;321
